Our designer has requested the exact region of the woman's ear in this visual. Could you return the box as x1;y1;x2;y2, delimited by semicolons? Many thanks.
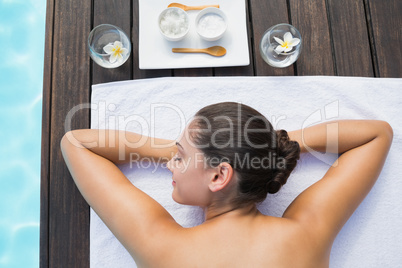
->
208;162;233;192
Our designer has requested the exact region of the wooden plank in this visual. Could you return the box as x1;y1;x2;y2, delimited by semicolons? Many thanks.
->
249;0;294;76
367;0;402;77
133;67;173;79
327;0;374;77
174;68;213;76
48;0;92;267
92;0;132;84
289;0;335;75
214;65;254;76
40;0;54;266
132;0;172;79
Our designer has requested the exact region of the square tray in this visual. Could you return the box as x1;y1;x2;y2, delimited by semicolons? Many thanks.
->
138;0;250;69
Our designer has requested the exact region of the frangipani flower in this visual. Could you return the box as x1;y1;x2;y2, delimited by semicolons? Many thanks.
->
274;32;300;54
103;41;129;64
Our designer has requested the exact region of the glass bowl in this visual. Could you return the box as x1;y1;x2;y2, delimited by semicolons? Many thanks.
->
88;24;131;68
259;23;302;68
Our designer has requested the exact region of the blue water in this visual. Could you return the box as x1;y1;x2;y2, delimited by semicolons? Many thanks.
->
0;0;46;267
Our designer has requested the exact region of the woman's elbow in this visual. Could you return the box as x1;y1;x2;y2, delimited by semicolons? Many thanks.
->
375;121;394;148
60;130;86;152
61;131;72;151
380;121;393;142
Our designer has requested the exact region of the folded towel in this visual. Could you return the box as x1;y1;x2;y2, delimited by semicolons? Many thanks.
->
90;76;402;268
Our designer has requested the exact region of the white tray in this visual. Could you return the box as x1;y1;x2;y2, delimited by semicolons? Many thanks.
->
138;0;250;69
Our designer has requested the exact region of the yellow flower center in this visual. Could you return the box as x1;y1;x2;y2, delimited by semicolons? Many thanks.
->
281;42;289;49
113;46;122;55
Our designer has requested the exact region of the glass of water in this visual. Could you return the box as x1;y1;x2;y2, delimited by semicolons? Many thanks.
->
88;24;131;68
260;23;302;68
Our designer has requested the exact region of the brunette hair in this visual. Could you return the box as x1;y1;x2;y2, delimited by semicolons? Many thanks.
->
190;102;300;206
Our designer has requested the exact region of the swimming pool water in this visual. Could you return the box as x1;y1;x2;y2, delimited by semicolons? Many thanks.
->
0;0;46;267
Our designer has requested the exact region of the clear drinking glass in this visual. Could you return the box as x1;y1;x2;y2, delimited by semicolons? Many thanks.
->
88;24;131;68
260;23;302;68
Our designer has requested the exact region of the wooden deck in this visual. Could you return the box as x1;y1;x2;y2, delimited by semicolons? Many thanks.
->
40;0;401;266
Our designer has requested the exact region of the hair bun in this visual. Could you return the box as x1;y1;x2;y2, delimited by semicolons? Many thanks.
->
267;180;281;194
267;130;300;194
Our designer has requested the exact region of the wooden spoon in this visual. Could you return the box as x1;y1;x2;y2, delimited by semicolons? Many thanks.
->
172;46;226;57
168;3;220;11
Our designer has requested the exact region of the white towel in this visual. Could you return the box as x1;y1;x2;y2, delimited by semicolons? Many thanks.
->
90;76;402;268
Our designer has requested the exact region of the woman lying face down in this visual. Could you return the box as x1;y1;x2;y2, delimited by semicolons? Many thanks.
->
61;101;393;267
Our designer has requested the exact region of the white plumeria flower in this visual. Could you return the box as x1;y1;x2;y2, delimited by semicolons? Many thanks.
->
103;41;129;64
274;32;300;54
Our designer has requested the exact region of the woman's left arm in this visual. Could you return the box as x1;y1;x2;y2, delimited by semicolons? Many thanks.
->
61;129;181;262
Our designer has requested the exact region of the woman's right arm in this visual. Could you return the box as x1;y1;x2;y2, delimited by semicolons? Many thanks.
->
63;129;177;165
285;120;393;247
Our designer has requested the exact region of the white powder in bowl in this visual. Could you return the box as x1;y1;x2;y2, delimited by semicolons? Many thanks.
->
159;9;189;37
197;13;226;38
